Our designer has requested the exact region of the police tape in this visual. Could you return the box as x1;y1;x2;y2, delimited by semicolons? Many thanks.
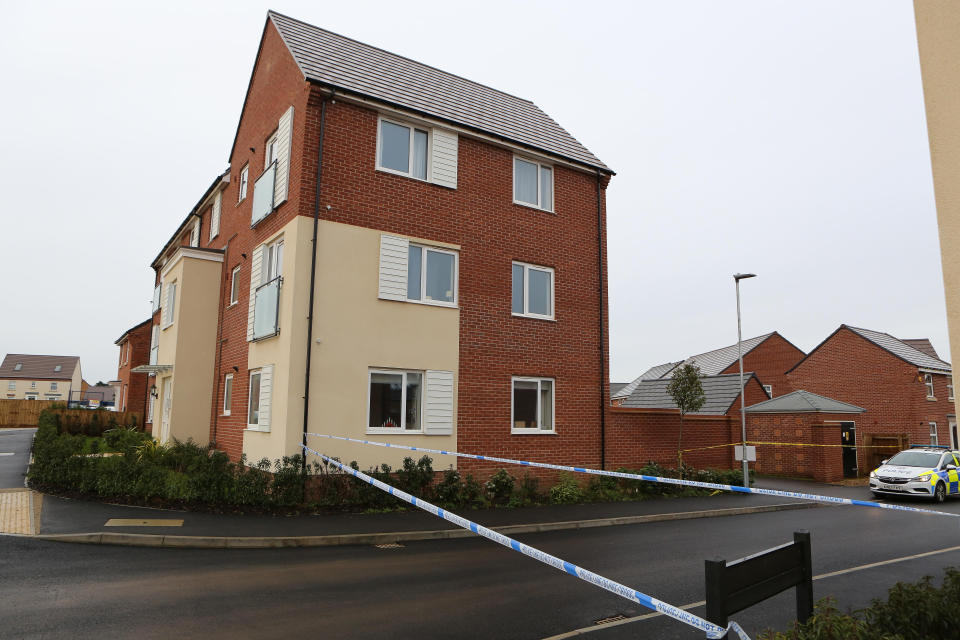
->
300;442;750;640
305;433;960;520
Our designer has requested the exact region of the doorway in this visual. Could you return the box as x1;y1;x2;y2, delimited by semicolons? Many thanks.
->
841;422;857;478
950;418;957;450
160;377;172;443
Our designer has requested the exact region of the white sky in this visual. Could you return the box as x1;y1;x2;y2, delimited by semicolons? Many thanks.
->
0;0;946;385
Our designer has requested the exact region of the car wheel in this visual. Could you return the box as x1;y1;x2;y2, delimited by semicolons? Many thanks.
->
934;482;947;504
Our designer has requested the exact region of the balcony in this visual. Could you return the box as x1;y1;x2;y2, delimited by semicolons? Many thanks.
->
253;276;281;340
251;161;276;227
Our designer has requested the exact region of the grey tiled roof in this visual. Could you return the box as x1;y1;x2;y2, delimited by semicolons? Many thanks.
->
610;382;630;397
846;326;951;372
0;354;79;380
681;333;774;376
612;361;682;399
619;373;758;415
745;390;865;414
268;11;609;171
901;339;940;361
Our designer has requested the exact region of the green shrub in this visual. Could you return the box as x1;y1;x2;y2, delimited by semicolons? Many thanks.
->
484;469;515;506
549;473;584;504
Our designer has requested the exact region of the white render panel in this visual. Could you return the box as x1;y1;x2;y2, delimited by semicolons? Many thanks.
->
378;234;409;301
258;364;273;431
209;191;222;240
424;369;454;435
162;282;172;326
274;106;294;206
246;244;264;341
430;128;458;189
190;222;200;247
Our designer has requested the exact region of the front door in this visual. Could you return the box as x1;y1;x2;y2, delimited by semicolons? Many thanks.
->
841;422;857;478
160;377;172;443
950;419;958;450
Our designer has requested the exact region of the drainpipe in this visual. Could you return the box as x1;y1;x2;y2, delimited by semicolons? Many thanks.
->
597;170;607;469
302;90;332;472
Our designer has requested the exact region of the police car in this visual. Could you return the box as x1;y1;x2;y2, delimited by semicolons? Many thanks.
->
869;445;960;503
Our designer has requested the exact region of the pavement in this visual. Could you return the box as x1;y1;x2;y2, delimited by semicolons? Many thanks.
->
5;427;940;549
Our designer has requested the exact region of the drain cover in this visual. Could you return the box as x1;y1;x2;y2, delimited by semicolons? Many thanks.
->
594;615;627;626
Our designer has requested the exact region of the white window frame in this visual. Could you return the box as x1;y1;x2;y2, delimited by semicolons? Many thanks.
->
366;368;424;434
247;370;262;430
50;382;58;391
238;164;249;202
513;155;554;212
265;130;279;167
7;381;14;390
930;421;939;446
223;373;233;416
948;377;954;401
407;244;458;308
30;381;36;389
763;384;773;397
512;261;555;320
264;238;284;282
230;266;241;306
925;373;936;399
511;376;556;434
376;116;430;181
163;281;177;329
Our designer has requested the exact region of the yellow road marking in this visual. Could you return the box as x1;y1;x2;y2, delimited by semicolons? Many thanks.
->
104;519;184;527
0;489;36;535
541;544;960;639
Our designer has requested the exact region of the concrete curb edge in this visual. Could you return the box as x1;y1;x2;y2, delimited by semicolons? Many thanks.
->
32;501;818;549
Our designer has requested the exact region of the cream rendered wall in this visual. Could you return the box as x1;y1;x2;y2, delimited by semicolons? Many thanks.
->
156;249;223;444
915;0;960;419
304;220;460;470
2;379;68;399
243;216;312;463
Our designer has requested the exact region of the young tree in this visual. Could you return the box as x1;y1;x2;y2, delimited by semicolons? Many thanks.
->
666;364;706;473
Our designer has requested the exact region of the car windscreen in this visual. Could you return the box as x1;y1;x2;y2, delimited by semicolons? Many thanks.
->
886;451;942;467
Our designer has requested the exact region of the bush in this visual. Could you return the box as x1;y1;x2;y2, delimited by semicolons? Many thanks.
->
484;469;515;506
549;473;584;504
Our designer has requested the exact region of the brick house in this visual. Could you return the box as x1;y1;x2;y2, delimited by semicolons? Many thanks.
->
134;11;613;473
786;325;955;475
614;331;805;404
112;319;152;418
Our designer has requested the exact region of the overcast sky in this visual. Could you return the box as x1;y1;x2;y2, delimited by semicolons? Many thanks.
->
0;0;945;385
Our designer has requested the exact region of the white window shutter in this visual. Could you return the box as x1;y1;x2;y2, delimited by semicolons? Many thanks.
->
190;222;200;247
429;128;458;189
153;284;161;312
274;106;294;206
258;364;273;431
246;244;264;341
162;283;171;325
424;370;454;435
378;234;409;301
209;191;221;240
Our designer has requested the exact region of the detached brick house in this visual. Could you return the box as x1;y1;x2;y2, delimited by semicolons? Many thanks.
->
786;325;955;472
112;319;152;417
614;331;804;404
135;11;613;473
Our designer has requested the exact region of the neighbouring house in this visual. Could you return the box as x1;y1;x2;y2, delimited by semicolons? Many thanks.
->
786;325;955;476
82;383;117;409
133;10;613;474
0;354;82;402
113;319;152;417
744;390;867;483
613;332;805;405
607;373;770;470
914;1;960;421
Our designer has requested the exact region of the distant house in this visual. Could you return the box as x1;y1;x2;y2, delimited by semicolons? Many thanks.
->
786;325;955;474
0;354;82;401
82;383;117;409
614;332;804;404
113;319;152;418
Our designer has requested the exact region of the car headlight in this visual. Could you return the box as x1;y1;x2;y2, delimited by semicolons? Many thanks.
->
910;474;931;482
870;470;877;478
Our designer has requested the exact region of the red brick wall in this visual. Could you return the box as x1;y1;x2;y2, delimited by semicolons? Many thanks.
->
747;413;855;482
720;333;805;397
182;19;610;467
115;321;152;417
786;327;954;458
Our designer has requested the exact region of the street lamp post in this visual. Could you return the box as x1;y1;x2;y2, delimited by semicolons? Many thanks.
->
734;273;756;485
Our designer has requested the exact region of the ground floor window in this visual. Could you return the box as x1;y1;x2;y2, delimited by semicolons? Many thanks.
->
248;371;261;427
512;377;554;433
223;374;233;416
368;369;422;432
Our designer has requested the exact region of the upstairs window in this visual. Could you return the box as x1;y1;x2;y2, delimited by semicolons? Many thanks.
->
223;373;233;416
265;131;278;166
7;381;14;390
251;238;284;340
930;421;939;446
30;381;36;389
54;364;62;372
50;382;58;391
949;377;954;401
162;281;177;328
230;266;241;306
407;245;456;306
378;118;428;180
238;165;249;202
763;384;773;397
924;373;935;399
14;362;22;371
512;262;554;319
513;157;553;211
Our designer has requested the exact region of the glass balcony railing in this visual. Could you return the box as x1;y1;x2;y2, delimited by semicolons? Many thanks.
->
251;161;276;227
253;276;281;340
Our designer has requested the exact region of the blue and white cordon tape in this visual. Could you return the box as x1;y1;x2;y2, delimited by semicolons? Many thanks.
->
306;433;960;520
301;443;749;640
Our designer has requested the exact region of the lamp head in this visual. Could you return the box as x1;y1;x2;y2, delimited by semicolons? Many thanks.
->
734;273;756;281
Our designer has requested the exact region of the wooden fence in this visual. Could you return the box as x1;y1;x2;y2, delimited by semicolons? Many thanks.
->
0;399;141;429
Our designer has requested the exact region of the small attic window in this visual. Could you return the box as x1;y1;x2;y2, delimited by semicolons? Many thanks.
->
54;365;62;372
14;362;22;371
